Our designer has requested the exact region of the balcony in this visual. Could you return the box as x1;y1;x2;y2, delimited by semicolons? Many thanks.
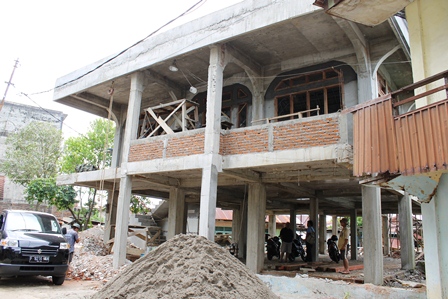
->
346;69;448;200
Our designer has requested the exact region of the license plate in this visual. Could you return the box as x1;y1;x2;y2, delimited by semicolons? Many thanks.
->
29;255;50;263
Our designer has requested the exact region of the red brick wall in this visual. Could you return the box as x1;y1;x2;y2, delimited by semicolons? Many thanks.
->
272;117;340;151
129;133;205;162
129;116;340;161
221;128;269;155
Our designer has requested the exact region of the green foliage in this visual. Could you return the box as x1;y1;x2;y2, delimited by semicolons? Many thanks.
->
25;178;76;209
61;119;115;174
130;195;152;214
357;216;363;228
0;121;63;185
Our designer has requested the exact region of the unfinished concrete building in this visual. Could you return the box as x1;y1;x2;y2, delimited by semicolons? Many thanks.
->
53;0;448;297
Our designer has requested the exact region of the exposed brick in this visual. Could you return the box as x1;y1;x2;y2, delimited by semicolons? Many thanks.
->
129;117;340;161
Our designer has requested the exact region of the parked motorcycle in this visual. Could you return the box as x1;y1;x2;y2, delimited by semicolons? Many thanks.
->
327;234;340;263
266;235;281;260
289;237;306;262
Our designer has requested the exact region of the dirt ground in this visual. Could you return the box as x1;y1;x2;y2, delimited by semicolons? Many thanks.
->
0;255;427;299
0;276;102;299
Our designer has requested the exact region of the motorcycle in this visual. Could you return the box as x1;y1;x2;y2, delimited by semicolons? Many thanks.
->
289;237;306;262
327;234;340;263
266;235;281;260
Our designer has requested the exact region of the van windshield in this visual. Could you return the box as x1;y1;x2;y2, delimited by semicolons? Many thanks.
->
6;212;61;234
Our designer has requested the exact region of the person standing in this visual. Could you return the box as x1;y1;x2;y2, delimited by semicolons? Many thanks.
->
338;218;350;274
305;220;316;262
279;222;294;262
65;223;81;266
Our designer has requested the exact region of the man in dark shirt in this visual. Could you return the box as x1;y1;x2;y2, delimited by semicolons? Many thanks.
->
279;222;294;262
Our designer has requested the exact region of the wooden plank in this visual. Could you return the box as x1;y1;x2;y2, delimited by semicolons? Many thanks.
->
415;110;428;172
385;100;399;174
147;108;175;135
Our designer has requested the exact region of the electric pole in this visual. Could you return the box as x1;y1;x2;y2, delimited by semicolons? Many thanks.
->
0;58;20;112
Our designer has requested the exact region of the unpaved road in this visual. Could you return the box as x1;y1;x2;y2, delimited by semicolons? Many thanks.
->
0;276;102;299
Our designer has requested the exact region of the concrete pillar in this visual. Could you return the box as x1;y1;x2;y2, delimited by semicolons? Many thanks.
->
319;214;326;254
361;185;383;285
310;196;319;262
289;208;296;236
382;215;391;256
332;216;338;236
239;200;248;259
111;120;124;168
167;187;186;239
420;173;448;299
398;193;415;270
350;209;358;260
246;183;266;273
232;207;241;248
113;71;144;269
268;214;276;238
199;45;226;240
104;190;118;243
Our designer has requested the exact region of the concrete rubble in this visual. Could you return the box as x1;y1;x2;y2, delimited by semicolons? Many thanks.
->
66;226;130;282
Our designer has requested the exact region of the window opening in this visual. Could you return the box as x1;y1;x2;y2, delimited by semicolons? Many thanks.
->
273;68;343;119
238;103;248;128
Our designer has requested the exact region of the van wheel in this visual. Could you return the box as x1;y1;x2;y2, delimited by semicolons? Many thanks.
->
52;275;65;285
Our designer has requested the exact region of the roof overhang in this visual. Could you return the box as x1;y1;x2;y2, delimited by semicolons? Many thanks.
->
313;0;413;26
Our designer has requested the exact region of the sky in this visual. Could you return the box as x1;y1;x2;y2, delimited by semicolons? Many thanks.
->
0;0;243;139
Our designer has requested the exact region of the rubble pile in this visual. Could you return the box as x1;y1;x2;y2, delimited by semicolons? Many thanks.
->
91;234;279;299
79;226;110;256
67;226;128;282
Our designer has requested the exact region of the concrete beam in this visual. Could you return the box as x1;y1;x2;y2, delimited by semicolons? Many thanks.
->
226;43;262;78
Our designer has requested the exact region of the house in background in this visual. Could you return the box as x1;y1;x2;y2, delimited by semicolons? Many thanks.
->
52;1;447;296
0;101;66;212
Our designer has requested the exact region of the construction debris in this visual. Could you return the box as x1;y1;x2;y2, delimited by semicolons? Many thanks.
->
91;234;279;299
67;226;129;282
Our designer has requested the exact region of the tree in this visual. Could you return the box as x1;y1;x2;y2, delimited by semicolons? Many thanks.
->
25;178;77;211
0;121;77;212
61;119;115;174
0;121;63;185
60;119;115;229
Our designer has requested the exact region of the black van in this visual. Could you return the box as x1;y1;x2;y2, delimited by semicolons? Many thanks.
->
0;210;70;285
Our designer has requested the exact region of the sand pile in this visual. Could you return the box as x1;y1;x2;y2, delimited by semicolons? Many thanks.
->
91;234;279;299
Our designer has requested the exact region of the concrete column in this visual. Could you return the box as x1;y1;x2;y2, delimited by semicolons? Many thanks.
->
420;173;448;299
310;196;319;262
361;185;383;285
238;199;248;259
232;207;241;246
289;208;296;236
111;120;124;168
382;215;391;256
167;187;186;239
246;183;266;273
398;193;415;270
103;190;118;243
332;216;338;236
268;214;276;238
199;45;226;240
113;71;144;269
350;209;358;260
319;214;326;254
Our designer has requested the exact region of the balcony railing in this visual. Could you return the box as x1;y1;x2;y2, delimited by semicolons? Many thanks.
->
346;69;448;177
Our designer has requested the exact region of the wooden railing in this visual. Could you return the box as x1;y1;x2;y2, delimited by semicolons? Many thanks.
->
252;106;320;124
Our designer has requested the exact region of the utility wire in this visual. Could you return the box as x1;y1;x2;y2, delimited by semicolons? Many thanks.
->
31;0;207;96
